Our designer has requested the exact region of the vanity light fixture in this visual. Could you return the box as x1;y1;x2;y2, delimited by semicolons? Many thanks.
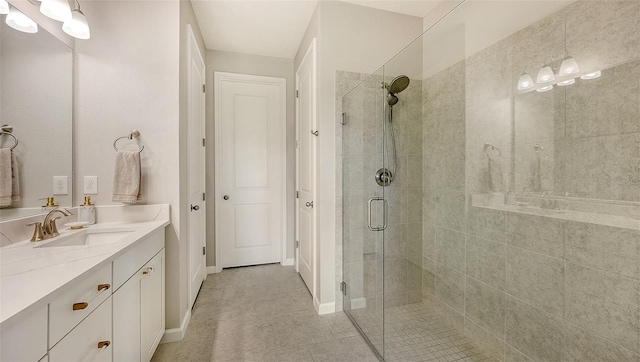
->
0;0;9;15
536;65;555;83
536;85;554;93
517;73;535;91
40;0;71;21
557;78;576;87
558;56;580;76
5;7;38;33
580;70;601;80
62;0;90;39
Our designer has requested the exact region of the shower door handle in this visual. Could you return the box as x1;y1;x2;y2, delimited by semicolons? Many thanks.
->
367;197;387;231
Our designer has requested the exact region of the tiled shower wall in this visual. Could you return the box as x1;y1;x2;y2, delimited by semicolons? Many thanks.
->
338;70;423;313
422;1;640;361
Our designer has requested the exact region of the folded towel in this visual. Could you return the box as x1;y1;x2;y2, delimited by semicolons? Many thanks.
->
0;148;20;208
112;150;141;204
488;157;504;192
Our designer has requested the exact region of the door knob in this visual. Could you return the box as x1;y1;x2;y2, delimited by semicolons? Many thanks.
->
305;201;314;208
190;204;200;211
223;195;229;200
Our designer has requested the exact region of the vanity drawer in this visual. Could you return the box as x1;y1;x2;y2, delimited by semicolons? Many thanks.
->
49;297;112;362
49;263;112;348
113;228;164;290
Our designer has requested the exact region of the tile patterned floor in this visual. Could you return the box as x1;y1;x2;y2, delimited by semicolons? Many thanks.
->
152;264;493;362
151;264;378;362
349;302;495;362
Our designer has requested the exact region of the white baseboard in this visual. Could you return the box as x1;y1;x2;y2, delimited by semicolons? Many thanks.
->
206;266;219;274
314;297;336;315
281;258;294;266
160;309;191;344
350;297;367;310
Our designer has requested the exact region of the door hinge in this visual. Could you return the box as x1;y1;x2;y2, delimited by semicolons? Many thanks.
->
203;246;206;255
341;112;346;125
340;281;347;295
203;192;206;201
296;191;299;199
295;240;299;249
202;138;206;147
296;90;299;98
203;84;206;93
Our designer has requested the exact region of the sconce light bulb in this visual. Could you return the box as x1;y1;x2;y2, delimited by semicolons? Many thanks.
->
536;65;555;84
536;85;554;93
40;0;71;22
517;73;534;91
559;57;580;76
0;0;9;15
5;7;38;33
63;9;90;39
557;79;576;87
580;70;601;80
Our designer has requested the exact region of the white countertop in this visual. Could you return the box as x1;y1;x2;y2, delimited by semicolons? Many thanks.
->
0;205;170;325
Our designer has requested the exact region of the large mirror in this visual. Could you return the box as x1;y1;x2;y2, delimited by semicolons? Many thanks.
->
0;11;73;220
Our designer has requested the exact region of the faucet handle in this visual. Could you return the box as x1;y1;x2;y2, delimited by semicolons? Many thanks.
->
49;216;63;237
26;222;44;242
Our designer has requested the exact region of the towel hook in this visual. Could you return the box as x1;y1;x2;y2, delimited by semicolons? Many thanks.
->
484;143;501;159
113;129;144;152
0;124;18;150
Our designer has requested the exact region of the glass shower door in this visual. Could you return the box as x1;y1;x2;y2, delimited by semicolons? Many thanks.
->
342;66;386;360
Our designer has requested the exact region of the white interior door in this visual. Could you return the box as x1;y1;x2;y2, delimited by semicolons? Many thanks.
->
215;72;286;268
187;25;206;309
296;39;316;294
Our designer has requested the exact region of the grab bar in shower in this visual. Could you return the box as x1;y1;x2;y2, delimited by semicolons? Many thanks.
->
367;197;388;231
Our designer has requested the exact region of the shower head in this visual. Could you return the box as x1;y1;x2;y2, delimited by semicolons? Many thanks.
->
388;75;410;94
387;94;399;106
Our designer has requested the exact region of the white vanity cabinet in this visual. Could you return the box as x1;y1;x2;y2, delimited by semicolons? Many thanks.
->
0;305;47;362
113;249;165;362
113;229;165;362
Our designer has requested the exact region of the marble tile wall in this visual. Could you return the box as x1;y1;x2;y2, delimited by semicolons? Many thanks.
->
422;1;640;361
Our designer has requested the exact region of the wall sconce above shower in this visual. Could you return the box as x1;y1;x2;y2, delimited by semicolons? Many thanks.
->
516;56;601;94
1;0;90;39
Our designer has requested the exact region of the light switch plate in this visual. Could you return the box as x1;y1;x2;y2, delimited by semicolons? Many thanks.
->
84;176;98;194
53;176;68;195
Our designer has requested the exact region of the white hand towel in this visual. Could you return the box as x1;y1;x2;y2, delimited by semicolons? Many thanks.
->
0;148;20;208
112;150;141;204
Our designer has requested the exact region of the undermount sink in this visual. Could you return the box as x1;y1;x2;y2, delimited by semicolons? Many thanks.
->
37;228;135;248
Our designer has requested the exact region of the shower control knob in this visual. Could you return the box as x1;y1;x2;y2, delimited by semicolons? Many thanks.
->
223;195;229;200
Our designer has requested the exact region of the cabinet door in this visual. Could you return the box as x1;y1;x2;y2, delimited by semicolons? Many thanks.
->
140;249;165;362
49;298;112;362
113;270;142;362
0;305;47;362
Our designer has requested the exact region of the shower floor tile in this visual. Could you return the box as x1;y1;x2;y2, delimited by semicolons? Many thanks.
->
347;301;497;362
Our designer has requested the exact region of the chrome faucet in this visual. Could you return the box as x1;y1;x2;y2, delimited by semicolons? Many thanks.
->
42;208;73;239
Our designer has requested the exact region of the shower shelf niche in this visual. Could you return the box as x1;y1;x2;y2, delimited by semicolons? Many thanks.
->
471;193;640;231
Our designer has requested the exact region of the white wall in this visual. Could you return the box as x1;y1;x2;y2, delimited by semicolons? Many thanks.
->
295;1;423;312
74;0;184;329
204;49;295;268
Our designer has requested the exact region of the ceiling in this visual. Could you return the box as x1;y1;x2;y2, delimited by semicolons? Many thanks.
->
191;0;442;59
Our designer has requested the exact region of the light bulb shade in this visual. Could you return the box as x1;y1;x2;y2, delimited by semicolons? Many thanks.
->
536;65;555;83
557;79;576;87
536;85;554;93
5;7;38;33
517;73;534;90
559;57;580;76
0;0;9;15
63;9;90;39
40;0;71;21
580;70;601;80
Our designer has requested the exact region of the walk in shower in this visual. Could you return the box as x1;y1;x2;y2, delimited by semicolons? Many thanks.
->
341;1;640;361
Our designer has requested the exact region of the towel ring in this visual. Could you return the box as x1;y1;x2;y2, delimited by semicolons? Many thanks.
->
113;130;144;152
484;143;501;159
0;132;18;150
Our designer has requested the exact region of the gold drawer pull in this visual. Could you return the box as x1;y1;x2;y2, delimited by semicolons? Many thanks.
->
97;283;110;291
142;266;155;275
97;341;111;349
73;302;88;310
